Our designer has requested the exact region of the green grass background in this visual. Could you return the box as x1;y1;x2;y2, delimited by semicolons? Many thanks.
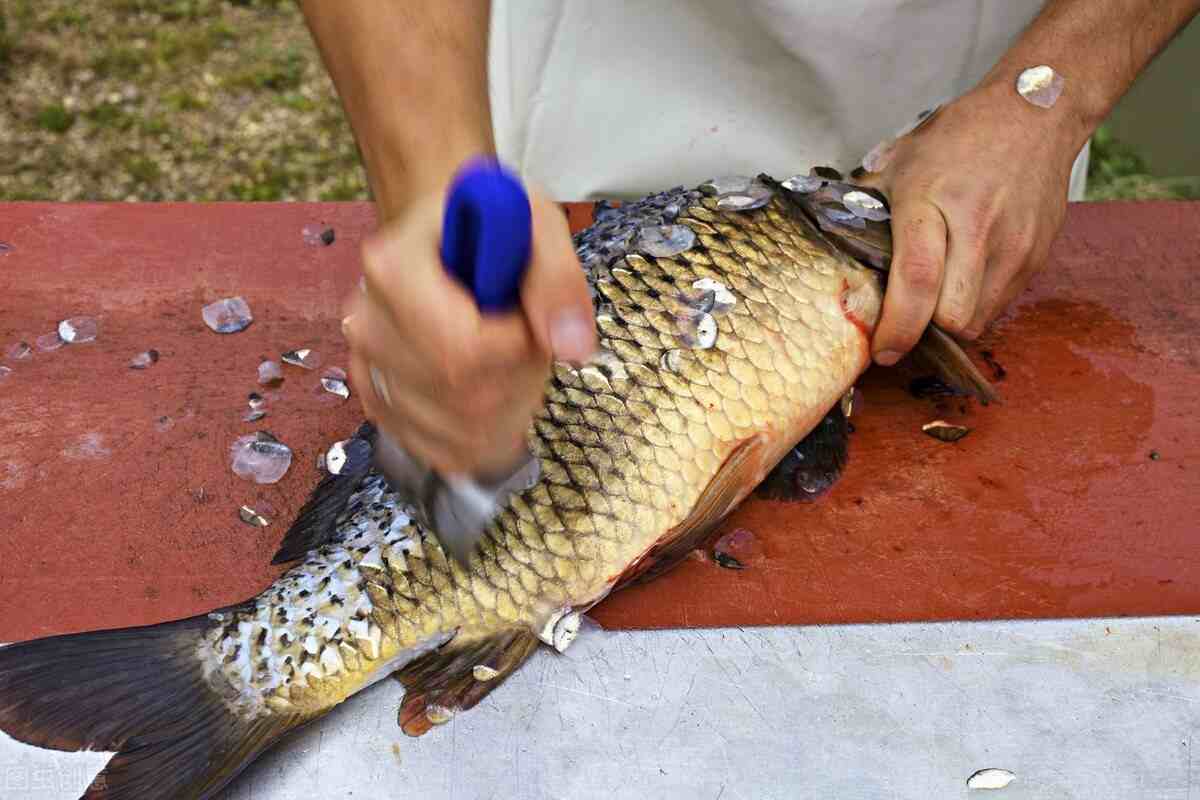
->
0;0;1195;202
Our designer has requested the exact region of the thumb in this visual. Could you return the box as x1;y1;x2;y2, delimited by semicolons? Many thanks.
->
521;192;596;363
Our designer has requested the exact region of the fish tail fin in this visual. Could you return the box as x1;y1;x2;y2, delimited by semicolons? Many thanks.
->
0;611;299;800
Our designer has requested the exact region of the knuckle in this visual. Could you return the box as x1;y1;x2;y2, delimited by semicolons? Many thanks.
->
878;317;922;355
900;256;942;294
1013;226;1039;254
436;343;480;392
458;385;501;419
968;198;1002;236
933;307;972;334
360;246;391;289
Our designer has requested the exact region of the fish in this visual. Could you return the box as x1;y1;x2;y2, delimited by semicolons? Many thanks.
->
0;170;994;799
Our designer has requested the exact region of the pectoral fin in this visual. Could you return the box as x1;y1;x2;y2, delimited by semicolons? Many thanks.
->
613;435;769;588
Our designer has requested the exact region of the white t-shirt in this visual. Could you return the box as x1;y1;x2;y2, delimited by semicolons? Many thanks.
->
489;0;1089;201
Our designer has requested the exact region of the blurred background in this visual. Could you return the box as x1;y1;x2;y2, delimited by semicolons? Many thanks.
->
0;0;1196;203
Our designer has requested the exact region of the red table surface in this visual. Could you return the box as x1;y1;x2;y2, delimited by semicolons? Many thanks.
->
0;201;1196;640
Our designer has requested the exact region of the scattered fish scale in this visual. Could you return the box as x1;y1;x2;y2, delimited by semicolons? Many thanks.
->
324;440;349;475
258;360;284;386
129;349;159;369
713;528;764;570
922;420;970;442
321;377;351;400
716;183;772;211
302;224;336;246
1016;65;1064;109
5;341;32;361
636;224;696;258
699;175;752;196
58;317;98;344
966;768;1015;790
203;297;253;334
282;348;320;370
781;174;824;193
231;432;293;484
239;506;271;528
573;186;701;285
841;190;891;222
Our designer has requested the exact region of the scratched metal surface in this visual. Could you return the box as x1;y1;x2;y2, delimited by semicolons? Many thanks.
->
3;617;1199;799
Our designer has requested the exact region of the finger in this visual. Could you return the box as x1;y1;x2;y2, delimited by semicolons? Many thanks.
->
521;191;596;363
961;224;1045;338
345;298;542;444
342;290;447;391
872;197;948;365
359;201;463;330
356;235;533;391
932;211;987;337
351;349;520;474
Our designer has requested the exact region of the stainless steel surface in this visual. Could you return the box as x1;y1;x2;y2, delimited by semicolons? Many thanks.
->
4;616;1199;799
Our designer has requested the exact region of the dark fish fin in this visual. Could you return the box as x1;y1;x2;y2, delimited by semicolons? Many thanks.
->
756;403;849;502
393;628;539;737
614;435;768;588
0;610;299;800
272;421;377;564
913;326;1001;405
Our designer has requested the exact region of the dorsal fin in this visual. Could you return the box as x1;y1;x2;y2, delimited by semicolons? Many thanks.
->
271;422;376;564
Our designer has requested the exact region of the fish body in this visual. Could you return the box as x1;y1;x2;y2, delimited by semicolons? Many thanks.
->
206;179;882;726
0;173;983;799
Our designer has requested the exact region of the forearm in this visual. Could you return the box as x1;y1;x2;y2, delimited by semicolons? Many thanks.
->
300;0;494;220
975;0;1199;155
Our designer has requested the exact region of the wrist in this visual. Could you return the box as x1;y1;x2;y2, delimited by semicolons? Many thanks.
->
965;74;1091;172
363;127;494;223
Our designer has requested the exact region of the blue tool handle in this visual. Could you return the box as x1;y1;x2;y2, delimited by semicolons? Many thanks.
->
440;157;532;313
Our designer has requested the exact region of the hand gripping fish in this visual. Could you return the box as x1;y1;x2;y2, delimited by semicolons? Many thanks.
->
0;170;994;799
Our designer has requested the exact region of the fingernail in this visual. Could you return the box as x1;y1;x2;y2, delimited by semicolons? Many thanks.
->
549;311;594;362
341;315;353;338
874;349;903;366
369;364;393;407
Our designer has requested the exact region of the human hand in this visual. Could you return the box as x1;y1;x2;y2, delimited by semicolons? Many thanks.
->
342;185;595;477
859;81;1079;365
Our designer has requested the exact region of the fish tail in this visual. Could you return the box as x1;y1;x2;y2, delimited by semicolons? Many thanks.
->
0;610;299;800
